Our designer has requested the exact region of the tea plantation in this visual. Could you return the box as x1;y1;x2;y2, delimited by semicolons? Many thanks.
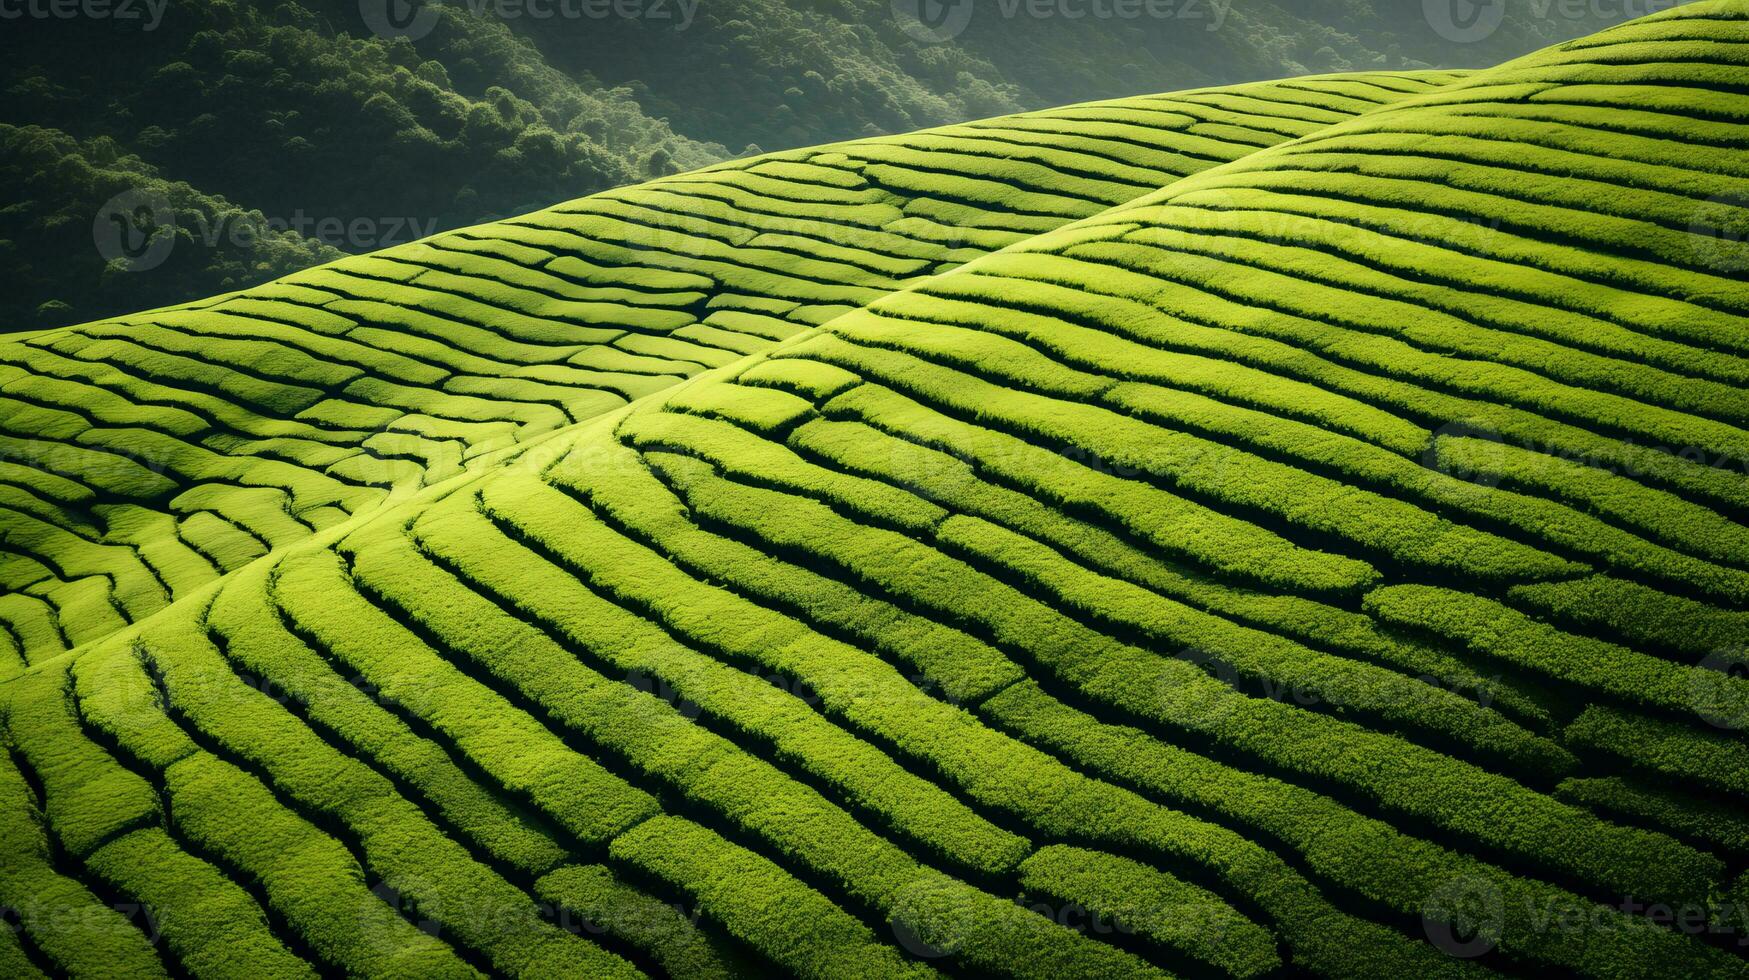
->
1;3;1747;978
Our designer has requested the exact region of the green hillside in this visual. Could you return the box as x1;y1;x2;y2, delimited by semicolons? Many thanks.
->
3;2;1749;978
1;0;1639;330
0;68;1462;666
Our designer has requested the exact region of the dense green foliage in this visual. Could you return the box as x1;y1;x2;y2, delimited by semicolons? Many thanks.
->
0;69;1422;665
4;4;1749;977
0;0;1639;328
516;0;1633;151
0;125;344;332
0;0;726;329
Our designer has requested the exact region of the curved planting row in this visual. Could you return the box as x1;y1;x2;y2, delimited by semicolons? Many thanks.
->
0;72;1461;669
3;4;1749;978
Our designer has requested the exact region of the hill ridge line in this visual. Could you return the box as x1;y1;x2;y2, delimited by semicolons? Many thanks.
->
0;69;1468;669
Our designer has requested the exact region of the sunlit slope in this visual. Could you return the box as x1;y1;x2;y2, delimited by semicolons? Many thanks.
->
0;71;1464;670
4;4;1749;978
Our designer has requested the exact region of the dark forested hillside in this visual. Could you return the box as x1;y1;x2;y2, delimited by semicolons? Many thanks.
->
511;0;1632;151
0;0;725;329
0;0;1640;329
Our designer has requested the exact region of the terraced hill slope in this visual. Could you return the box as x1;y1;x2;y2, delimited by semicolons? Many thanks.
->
0;69;1465;667
4;3;1749;978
